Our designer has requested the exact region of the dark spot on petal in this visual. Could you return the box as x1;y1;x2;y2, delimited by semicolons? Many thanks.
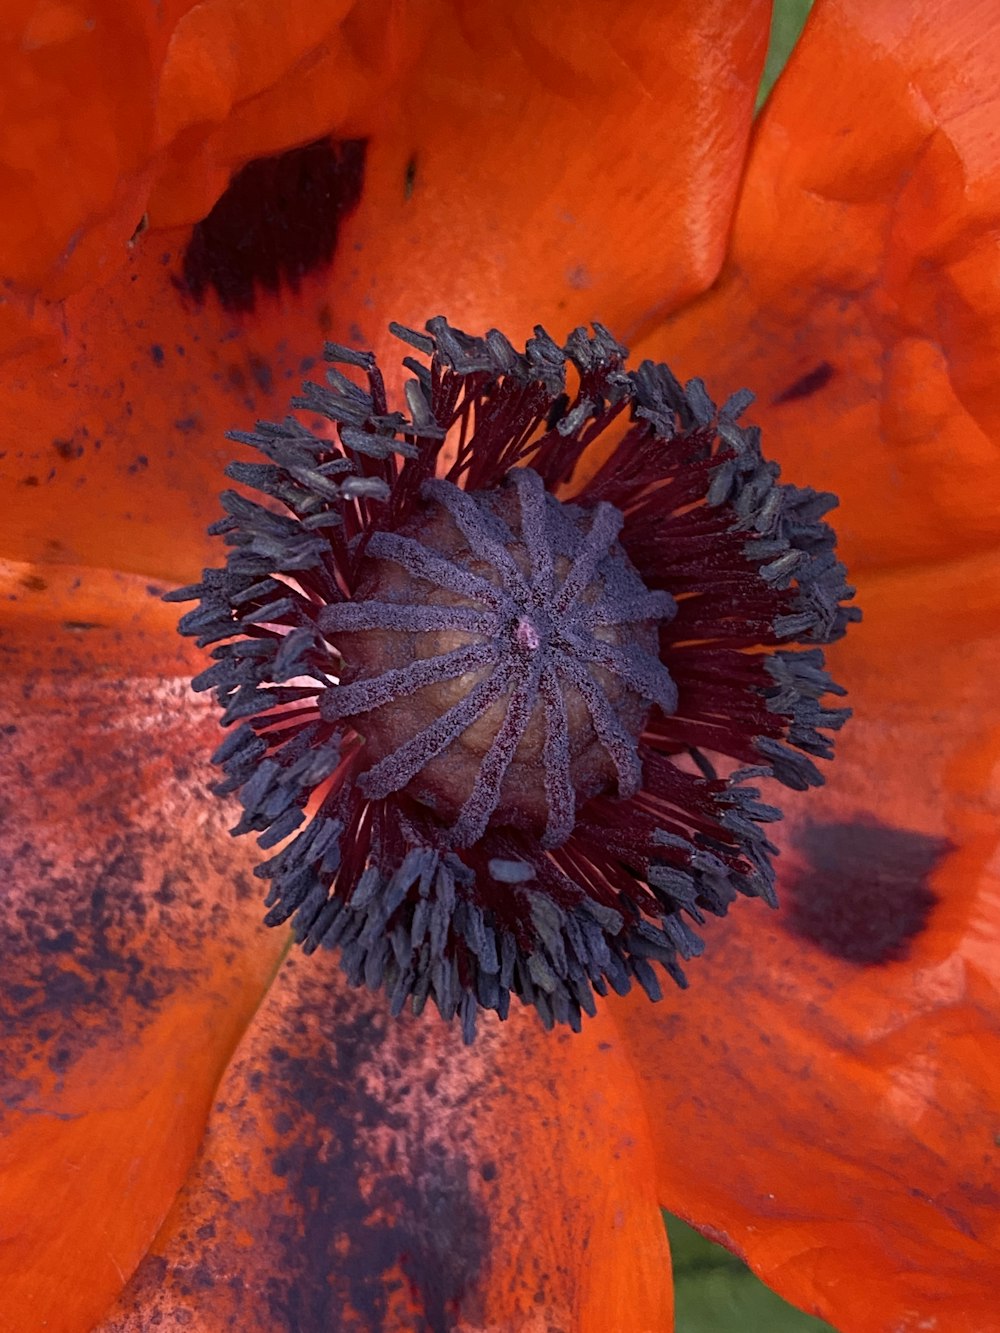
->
150;344;165;366
181;138;367;313
20;475;39;487
0;840;163;1074
772;361;835;405
53;433;86;461
398;1144;491;1333
128;454;149;474
0;677;259;1086
404;153;418;200
188;1263;216;1291
36;929;77;954
153;876;177;905
48;1045;73;1074
248;355;274;396
785;817;944;964
173;417;200;434
20;575;47;592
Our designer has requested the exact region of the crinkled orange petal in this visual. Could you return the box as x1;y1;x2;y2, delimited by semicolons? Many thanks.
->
97;954;672;1332
1;0;170;302
0;565;287;1333
636;0;1000;573
613;555;1000;1331
328;0;771;354
0;0;401;307
1;0;769;582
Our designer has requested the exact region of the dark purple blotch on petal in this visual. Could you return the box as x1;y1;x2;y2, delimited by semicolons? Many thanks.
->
772;361;835;405
0;676;259;1090
260;997;490;1333
181;138;367;313
111;970;492;1331
786;817;944;964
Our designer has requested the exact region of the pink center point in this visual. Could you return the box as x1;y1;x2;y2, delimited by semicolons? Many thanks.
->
515;615;541;652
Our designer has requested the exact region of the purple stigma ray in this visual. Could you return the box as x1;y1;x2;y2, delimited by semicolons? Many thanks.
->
319;601;494;635
511;466;555;602
560;628;678;715
363;530;508;610
539;661;576;848
581;590;677;629
357;658;519;801
552;501;624;616
551;650;645;798
421;477;527;590
451;656;545;847
320;640;498;721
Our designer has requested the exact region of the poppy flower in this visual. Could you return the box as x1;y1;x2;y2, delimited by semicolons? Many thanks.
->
1;3;998;1332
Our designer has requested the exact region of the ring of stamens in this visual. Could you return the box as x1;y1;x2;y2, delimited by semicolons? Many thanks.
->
173;317;858;1041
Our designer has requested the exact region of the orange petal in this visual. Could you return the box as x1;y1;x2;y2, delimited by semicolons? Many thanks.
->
148;0;413;229
1;237;353;582
329;0;771;353
637;0;1000;573
0;565;287;1332
613;554;1000;1331
0;0;168;300
98;954;671;1332
0;0;402;306
1;0;769;582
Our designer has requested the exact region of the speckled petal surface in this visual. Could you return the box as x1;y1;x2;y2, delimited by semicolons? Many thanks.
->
98;954;672;1332
0;565;287;1333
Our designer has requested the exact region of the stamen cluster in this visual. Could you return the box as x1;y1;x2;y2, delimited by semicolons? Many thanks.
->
171;318;858;1040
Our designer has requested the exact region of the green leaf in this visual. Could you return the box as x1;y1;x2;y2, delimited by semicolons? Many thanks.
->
665;1213;838;1333
756;0;816;111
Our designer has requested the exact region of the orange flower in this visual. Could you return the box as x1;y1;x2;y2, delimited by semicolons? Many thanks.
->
1;2;997;1331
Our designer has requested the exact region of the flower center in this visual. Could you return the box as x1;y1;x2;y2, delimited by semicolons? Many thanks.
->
174;317;858;1041
319;467;676;848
